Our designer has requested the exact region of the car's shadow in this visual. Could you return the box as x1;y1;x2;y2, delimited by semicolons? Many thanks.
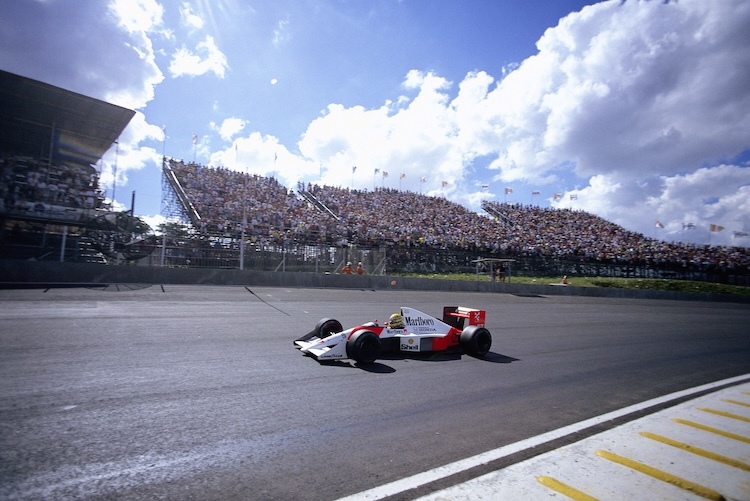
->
479;351;520;364
318;350;519;373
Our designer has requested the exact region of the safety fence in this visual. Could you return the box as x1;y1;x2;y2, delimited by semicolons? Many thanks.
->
2;228;748;286
140;239;748;286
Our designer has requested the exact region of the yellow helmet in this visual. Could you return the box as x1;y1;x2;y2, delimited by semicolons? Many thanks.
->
388;313;404;329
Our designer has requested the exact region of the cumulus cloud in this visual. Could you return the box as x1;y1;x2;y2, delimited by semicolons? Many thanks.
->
474;0;750;186
169;35;228;78
297;70;468;197
211;118;247;142
209;133;319;189
291;0;750;244
179;2;204;31
2;0;749;246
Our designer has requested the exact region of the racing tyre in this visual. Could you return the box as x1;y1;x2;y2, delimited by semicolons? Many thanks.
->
460;326;492;357
346;330;381;364
294;318;342;345
317;318;343;338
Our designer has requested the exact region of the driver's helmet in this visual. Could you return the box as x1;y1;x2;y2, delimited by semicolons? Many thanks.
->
388;313;404;329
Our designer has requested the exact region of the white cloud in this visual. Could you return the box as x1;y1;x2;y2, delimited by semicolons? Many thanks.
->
479;0;750;184
211;118;247;142
273;19;290;47
291;0;750;244
109;0;164;34
179;2;204;31
169;35;228;78
209;133;319;189
296;70;468;195
98;112;164;201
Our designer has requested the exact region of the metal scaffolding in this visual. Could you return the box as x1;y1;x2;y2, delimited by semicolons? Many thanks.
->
160;158;194;225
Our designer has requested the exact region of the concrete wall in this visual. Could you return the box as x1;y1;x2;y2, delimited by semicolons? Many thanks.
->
1;260;748;304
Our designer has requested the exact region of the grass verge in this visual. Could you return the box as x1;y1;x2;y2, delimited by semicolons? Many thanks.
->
392;272;750;296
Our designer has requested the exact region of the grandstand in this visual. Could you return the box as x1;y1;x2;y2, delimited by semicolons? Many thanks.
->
5;73;740;281
0;70;148;263
160;161;749;281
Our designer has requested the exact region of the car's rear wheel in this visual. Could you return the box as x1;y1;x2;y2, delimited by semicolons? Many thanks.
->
460;326;492;356
346;330;381;364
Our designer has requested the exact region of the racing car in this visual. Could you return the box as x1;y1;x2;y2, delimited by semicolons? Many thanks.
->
294;306;492;364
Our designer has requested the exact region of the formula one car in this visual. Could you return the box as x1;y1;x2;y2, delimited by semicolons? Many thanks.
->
294;306;492;364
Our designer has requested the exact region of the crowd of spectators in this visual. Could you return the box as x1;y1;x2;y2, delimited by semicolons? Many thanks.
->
0;154;103;214
168;161;750;272
169;160;343;246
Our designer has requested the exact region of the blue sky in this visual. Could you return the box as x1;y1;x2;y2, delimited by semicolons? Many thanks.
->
1;0;749;246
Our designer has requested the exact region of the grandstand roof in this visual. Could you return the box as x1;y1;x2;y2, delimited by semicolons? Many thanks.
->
0;70;135;166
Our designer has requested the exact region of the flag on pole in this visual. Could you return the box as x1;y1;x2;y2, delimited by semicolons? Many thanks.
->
481;184;489;190
683;222;696;230
374;168;380;175
382;171;388;178
400;173;406;180
710;224;725;232
192;133;198;145
441;181;448;188
733;231;749;238
655;220;664;229
532;190;540;196
504;188;513;195
554;193;562;200
421;177;427;183
352;166;357;173
570;194;578;200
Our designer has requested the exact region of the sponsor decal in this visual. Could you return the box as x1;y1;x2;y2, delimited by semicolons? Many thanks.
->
400;337;421;352
404;315;435;327
404;315;439;333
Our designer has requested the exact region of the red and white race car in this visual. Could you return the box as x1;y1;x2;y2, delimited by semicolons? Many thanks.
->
294;306;492;364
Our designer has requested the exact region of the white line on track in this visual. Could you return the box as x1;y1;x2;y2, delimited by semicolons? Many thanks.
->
336;374;750;501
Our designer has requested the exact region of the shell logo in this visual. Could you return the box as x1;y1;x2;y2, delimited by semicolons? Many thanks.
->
407;338;415;345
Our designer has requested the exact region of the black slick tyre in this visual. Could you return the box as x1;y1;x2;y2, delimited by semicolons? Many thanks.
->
317;318;343;338
346;330;381;364
294;318;342;344
459;326;492;357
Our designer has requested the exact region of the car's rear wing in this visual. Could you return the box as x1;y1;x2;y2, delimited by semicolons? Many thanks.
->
442;306;486;329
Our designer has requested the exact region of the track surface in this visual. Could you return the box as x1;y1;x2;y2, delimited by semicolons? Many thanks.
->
0;285;748;500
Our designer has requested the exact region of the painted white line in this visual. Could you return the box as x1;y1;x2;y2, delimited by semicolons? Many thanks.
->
336;374;750;501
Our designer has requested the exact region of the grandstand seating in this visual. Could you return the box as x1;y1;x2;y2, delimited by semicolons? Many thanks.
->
1;154;105;215
166;161;749;272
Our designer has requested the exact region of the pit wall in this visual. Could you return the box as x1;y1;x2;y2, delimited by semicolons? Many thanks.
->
1;260;748;304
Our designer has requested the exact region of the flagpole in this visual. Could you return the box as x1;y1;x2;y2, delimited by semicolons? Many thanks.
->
239;143;245;271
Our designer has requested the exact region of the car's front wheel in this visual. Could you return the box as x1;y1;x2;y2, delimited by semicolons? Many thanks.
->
294;318;343;345
459;326;492;356
346;330;381;364
317;318;343;338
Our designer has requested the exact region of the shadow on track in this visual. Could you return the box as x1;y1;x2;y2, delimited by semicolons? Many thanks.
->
478;352;520;364
315;350;519;373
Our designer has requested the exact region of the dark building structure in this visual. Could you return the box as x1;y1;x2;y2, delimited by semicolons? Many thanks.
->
0;70;137;263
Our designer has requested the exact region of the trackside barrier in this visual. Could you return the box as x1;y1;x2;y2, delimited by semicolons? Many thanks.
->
1;260;748;304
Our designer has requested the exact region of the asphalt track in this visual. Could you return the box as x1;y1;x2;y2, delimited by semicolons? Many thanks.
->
0;285;748;500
